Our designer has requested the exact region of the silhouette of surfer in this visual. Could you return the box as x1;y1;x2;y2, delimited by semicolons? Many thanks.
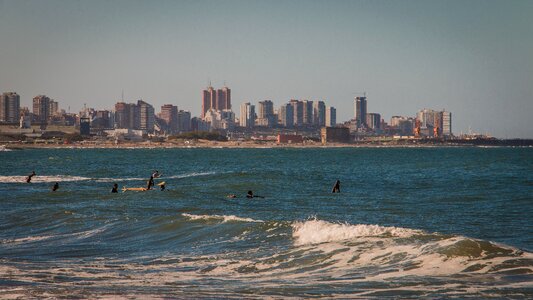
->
147;175;154;190
52;182;59;191
111;183;118;193
152;170;160;178
246;190;264;198
332;180;340;193
26;171;36;183
159;182;165;191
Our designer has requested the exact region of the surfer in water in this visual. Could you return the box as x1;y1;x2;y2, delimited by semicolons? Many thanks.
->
152;170;160;178
26;171;36;183
111;183;118;193
52;182;59;191
246;191;264;198
332;180;340;193
159;182;165;191
147;175;154;190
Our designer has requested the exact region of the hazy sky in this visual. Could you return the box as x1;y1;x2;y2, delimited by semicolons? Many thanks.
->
1;0;532;138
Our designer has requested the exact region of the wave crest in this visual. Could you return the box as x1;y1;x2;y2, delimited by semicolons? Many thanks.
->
292;219;423;246
182;213;263;223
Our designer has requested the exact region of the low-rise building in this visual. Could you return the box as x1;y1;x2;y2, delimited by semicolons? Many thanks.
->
321;127;350;144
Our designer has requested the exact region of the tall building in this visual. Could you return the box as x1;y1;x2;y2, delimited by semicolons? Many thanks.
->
289;99;303;127
160;104;178;133
257;100;275;127
441;111;452;136
366;113;381;130
177;110;191;132
325;106;336;127
302;100;313;125
240;102;255;128
49;100;59;116
278;103;294;128
137;100;155;132
202;84;216;118
114;102;133;129
0;92;20;123
313;101;326;127
202;84;231;118
33;95;50;123
355;96;367;128
216;86;231;111
416;108;452;137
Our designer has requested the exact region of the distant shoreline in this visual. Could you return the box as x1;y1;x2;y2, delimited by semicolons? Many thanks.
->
3;138;533;150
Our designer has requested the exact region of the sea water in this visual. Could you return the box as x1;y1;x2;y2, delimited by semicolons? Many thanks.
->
0;147;532;298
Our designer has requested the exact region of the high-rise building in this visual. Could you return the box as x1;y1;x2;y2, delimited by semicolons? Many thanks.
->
257;100;275;127
313;101;326;127
240;102;255;128
289;99;303;127
115;102;131;129
216;86;231;111
355;96;367;128
278;103;294;128
49;100;59;116
325;106;336;127
33;95;50;123
137;100;155;132
366;113;381;130
441;111;452;136
416;109;452;137
177;110;191;132
202;84;216;118
202;84;231;118
302;100;313;125
160;104;178;133
0;92;20;123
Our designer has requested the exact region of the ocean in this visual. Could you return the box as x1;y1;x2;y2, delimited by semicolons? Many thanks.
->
0;147;532;298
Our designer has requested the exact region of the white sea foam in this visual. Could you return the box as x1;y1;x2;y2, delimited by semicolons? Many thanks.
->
182;213;263;223
0;171;216;183
0;175;92;183
292;219;423;246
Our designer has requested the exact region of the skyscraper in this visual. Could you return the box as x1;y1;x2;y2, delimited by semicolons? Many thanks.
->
202;84;216;118
442;111;452;136
355;96;367;128
202;84;231;118
313;101;326;127
0;92;20;123
289;99;303;127
33;95;50;123
216;86;231;111
137;100;155;132
366;113;381;130
177;110;191;132
302;100;313;125
278;103;294;128
240;102;255;128
257;100;275;127
325;106;336;127
160;104;178;133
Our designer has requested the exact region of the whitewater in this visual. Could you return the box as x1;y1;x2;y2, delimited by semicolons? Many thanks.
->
0;147;532;298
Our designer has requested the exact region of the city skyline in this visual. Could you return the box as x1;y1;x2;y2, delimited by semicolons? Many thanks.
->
1;0;532;138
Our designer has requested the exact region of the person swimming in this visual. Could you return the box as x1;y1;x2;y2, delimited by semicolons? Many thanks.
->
159;183;165;191
26;171;36;183
52;182;59;191
246;190;254;198
111;183;118;193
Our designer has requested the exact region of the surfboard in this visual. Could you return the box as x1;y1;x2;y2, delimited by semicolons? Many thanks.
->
156;181;166;186
122;187;148;192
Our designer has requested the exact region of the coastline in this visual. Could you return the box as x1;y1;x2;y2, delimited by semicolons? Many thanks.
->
3;139;533;150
